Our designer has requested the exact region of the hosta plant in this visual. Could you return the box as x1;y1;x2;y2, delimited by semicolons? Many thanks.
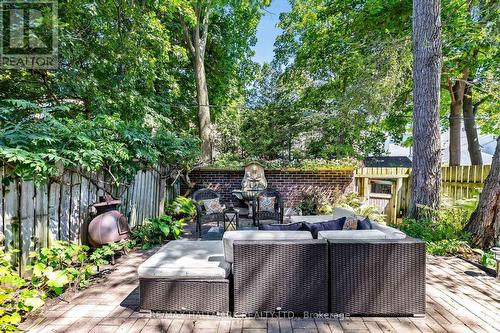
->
131;215;184;250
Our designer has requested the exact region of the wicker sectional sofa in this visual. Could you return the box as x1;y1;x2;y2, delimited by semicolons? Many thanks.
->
138;241;230;313
138;210;426;317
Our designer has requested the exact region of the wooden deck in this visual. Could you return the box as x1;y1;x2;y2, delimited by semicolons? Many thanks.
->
20;247;500;333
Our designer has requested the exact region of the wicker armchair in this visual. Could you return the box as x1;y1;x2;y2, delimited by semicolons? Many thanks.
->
252;188;284;226
192;188;225;234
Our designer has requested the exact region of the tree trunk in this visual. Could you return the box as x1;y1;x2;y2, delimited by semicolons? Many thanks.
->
465;136;500;248
449;99;462;166
179;5;212;164
409;0;442;218
194;50;212;163
463;84;483;165
448;71;469;166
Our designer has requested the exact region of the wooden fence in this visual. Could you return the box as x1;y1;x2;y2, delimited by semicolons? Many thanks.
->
354;165;491;224
0;167;178;274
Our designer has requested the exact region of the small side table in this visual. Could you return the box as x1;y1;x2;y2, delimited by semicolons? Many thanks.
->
223;204;239;231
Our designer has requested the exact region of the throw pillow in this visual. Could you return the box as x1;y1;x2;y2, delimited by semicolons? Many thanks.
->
203;198;224;215
258;196;276;212
259;222;304;231
303;217;346;238
357;217;372;230
343;216;358;230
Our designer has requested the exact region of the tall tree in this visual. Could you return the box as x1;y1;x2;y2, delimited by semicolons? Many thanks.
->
465;136;500;248
273;0;413;159
442;0;498;165
177;1;267;163
179;2;213;163
447;69;469;166
463;83;483;165
410;0;442;217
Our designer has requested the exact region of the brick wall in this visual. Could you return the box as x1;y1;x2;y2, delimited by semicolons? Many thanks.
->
181;168;355;208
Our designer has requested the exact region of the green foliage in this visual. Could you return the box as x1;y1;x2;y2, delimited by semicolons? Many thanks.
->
29;242;94;294
398;201;477;255
166;196;196;223
426;240;471;256
0;236;135;332
332;192;385;222
0;247;45;333
89;240;129;268
0;100;200;184
479;251;497;270
209;157;359;171
295;191;333;215
131;216;183;250
269;0;499;156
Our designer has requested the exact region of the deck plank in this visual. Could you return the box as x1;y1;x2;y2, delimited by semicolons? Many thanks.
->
20;250;500;333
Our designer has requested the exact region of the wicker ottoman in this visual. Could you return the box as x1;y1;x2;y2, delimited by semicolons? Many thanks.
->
138;240;230;313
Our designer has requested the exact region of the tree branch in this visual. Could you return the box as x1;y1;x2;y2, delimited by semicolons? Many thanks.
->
200;4;210;54
179;15;195;56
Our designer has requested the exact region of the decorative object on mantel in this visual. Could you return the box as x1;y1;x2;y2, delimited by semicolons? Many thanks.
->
232;162;267;217
88;194;130;247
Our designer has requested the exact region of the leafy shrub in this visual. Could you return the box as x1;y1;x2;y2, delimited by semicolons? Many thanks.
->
166;196;196;222
0;100;200;184
89;240;130;268
426;239;471;256
332;192;385;222
29;242;94;295
295;190;333;215
480;251;497;270
1;247;45;332
399;206;472;243
208;157;359;170
131;216;183;249
398;202;476;256
0;236;134;332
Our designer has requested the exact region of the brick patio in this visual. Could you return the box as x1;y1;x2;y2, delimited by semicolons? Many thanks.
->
19;242;500;333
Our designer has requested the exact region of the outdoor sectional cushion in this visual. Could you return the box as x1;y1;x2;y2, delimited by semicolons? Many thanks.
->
303;217;347;238
332;207;357;219
259;222;304;231
371;222;407;239
317;230;387;240
222;230;313;263
289;215;332;224
357;217;372;230
137;240;231;279
289;207;356;224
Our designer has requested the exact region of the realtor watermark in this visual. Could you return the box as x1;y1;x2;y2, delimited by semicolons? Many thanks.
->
0;0;58;69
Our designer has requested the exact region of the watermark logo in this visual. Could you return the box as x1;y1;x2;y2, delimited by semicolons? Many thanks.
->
0;0;58;69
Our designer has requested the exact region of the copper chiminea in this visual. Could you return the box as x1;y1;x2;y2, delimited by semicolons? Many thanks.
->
87;194;130;247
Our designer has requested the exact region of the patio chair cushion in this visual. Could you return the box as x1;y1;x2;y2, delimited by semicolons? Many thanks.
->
259;221;304;231
303;217;347;238
258;196;276;212
317;230;387;240
370;222;407;239
222;230;313;263
203;198;225;214
137;240;231;279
